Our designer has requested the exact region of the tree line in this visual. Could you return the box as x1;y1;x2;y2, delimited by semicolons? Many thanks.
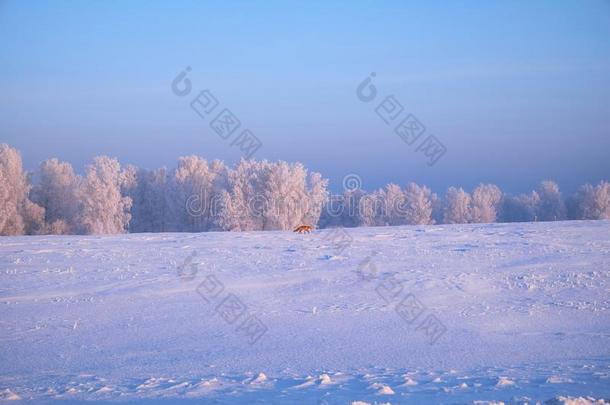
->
1;144;608;236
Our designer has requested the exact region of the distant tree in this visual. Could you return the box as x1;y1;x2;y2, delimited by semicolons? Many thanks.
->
341;189;367;227
0;144;45;235
431;191;443;225
570;181;610;220
45;218;71;234
31;158;80;234
303;171;328;227
358;188;386;227
384;183;406;226
318;194;346;228
500;192;540;223
217;159;266;231
0;144;27;235
443;187;472;224
167;156;228;232
403;182;435;225
471;184;503;223
213;189;241;231
262;161;308;230
149;167;170;232
535;181;566;221
231;160;329;231
5;143;610;235
213;159;321;231
77;156;132;234
21;198;45;235
127;167;170;233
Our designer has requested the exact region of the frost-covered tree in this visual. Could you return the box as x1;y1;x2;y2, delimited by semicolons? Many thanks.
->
303;171;328;227
216;160;327;231
443;187;472;224
500;181;568;223
356;192;375;227
127;167;170;233
570;181;610;220
0;144;27;235
7;141;610;234
403;183;435;225
358;188;386;227
535;181;566;221
167;156;228;232
77;156;132;234
0;144;45;235
216;159;268;231
125;168;149;233
213;189;241;231
430;192;441;223
384;183;407;226
31;158;80;233
341;189;367;227
21;198;45;235
262;161;308;230
471;184;502;223
318;194;346;228
500;191;540;223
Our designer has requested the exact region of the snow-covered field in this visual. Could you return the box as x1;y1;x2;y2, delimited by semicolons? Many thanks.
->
1;220;609;404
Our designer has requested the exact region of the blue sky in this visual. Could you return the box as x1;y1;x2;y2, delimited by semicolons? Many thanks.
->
1;0;609;193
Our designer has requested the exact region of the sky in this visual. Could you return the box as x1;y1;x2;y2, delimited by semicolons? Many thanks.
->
1;0;609;194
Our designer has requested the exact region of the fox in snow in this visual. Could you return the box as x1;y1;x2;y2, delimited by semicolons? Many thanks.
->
293;225;313;234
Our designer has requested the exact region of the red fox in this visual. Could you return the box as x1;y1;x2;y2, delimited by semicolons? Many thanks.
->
293;225;313;234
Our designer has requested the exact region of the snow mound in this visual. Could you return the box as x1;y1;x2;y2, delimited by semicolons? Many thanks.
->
399;376;418;386
495;376;515;387
318;373;332;385
547;375;574;384
546;397;609;405
0;389;21;401
370;383;395;395
250;372;268;384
